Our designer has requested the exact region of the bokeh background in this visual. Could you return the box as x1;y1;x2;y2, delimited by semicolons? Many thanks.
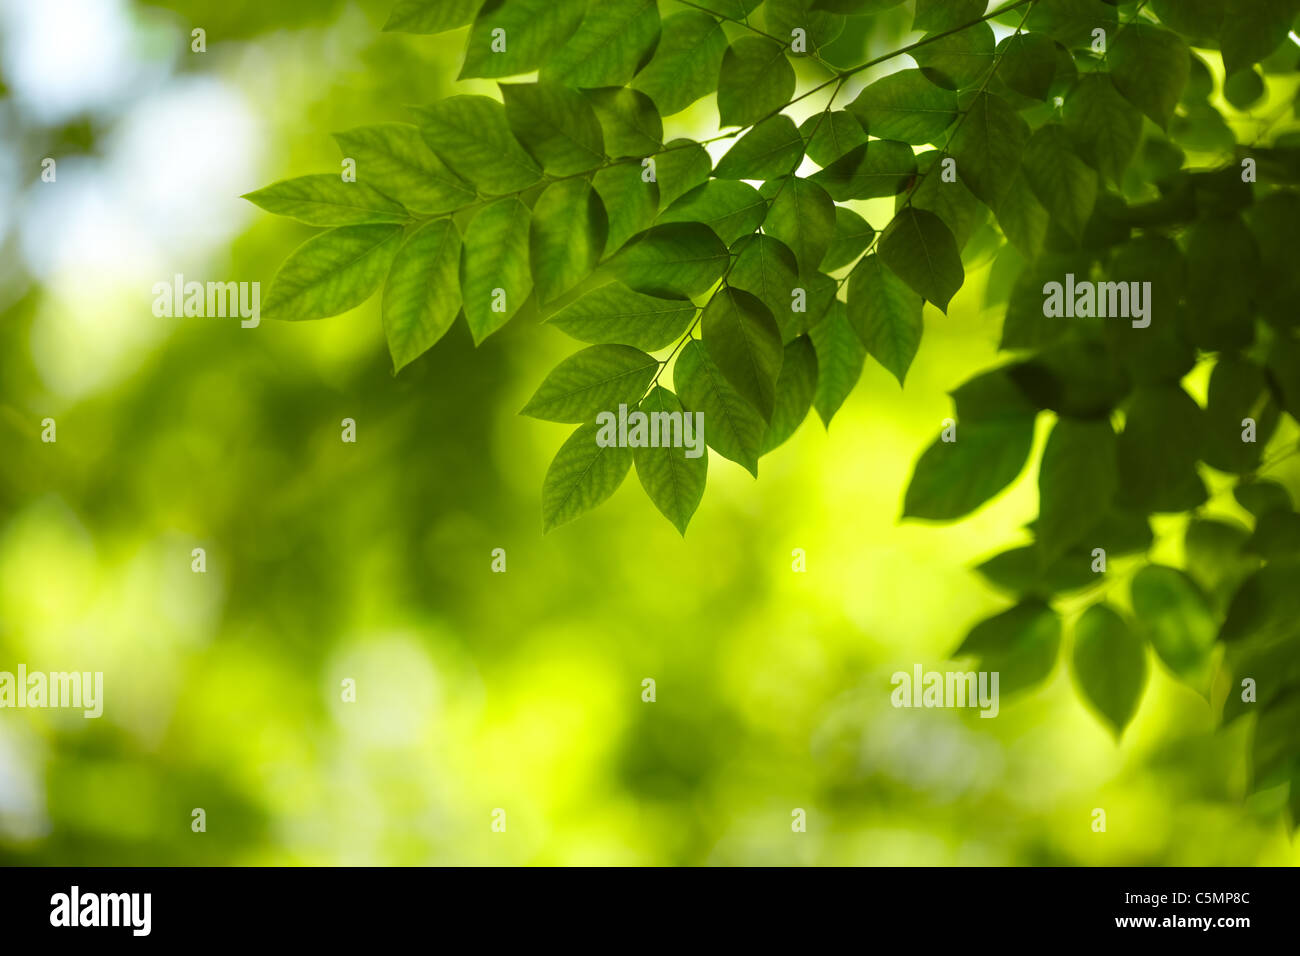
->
1;0;1297;865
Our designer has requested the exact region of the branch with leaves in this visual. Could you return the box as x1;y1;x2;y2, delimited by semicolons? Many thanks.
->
245;0;1300;831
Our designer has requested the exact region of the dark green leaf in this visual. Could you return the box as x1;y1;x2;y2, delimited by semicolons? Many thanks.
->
760;177;837;274
762;335;818;453
593;163;659;257
879;206;964;312
702;286;784;419
384;0;482;34
911;21;995;90
718;37;796;127
800;110;868;166
242;175;409;226
412;94;542;195
716;115;806;180
264;223;404;321
914;0;987;32
1025;0;1117;49
1202;357;1271;473
608;222;729;297
382;218;462;371
530;179;608;304
821;206;875;271
809;299;866;426
730;234;801;325
654;138;714;207
501;81;605;176
948;90;1029;206
582;87;663;160
1073;604;1147;738
522;344;659;422
847;254;923;386
631;11;728;116
1062;73;1143;187
1037;419;1118;560
1022;123;1097;240
460;0;586;79
846;69;958;145
809;140;917;201
904;419;1035;519
542;419;633;532
546;282;696;352
460;198;532;345
1117;385;1206;513
542;0;661;88
332;124;475;215
975;545;1098;597
674;339;766;475
764;0;845;56
1109;24;1189;129
657;179;768;245
633;386;708;534
1131;565;1217;685
955;601;1062;695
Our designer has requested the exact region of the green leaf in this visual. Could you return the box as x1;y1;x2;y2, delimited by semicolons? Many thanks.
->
993;166;1049;257
718;38;796;127
1202;357;1270;473
821;206;875;271
878;206;964;312
593;164;659;257
530;179;608;304
522;344;659;423
501;81;605;176
997;32;1069;100
948;90;1028;207
1130;565;1217;685
914;0;987;32
975;545;1098;597
1025;0;1117;49
542;419;633;532
657;180;768;245
381;218;462;371
633;386;708;535
904;416;1035;520
809;299;866;427
242;174;409;226
760;176;837;274
955;601;1062;695
459;0;587;79
800;110;869;166
1149;0;1224;38
1235;480;1291;519
674;339;766;475
762;335;818;453
583;88;663;159
702;286;784;420
546;282;695;352
903;150;983;249
1037;419;1118;560
1108;24;1189;129
384;0;482;34
809;140;917;201
1072;604;1147;738
1185;215;1259;352
764;0;845;56
1185;518;1257;612
608;222;729;297
715;115;806;180
460;198;532;345
1224;67;1266;109
846;69;958;146
263;224;404;321
654;138;713;207
1117;385;1206;513
412;94;542;195
911;21;995;90
1219;0;1297;77
541;0;661;88
331;124;475;216
1021;123;1097;240
631;11;728;116
1061;73;1143;186
847;254;923;386
729;234;801;325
